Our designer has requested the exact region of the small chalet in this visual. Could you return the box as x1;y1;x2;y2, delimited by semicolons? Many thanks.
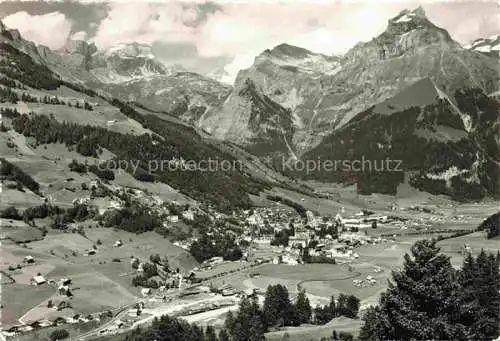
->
30;275;46;286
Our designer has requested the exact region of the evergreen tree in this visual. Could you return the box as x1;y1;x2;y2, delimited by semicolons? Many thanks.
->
459;250;500;339
263;284;296;328
229;295;265;341
358;306;380;341
327;295;336;318
345;295;360;318
295;289;312;324
218;329;229;341
205;325;217;341
368;239;466;340
336;294;348;317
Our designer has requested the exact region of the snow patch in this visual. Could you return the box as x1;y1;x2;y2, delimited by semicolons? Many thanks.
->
395;13;415;23
476;45;492;53
426;166;468;186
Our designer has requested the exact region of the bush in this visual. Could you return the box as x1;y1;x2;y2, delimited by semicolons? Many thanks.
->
49;329;69;341
1;206;21;220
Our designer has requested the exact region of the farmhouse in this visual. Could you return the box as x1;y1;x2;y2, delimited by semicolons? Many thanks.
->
141;288;152;297
289;234;308;248
182;210;195;221
281;254;299;266
254;235;272;245
167;215;179;223
58;285;70;296
23;255;35;264
30;275;46;286
114;240;123;247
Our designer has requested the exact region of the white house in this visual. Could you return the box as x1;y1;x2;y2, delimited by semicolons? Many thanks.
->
141;288;152;296
30;275;46;286
182;210;194;221
281;254;298;266
167;215;179;223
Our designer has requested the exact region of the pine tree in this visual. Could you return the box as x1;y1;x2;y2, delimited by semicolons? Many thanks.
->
460;250;500;339
218;329;229;341
229;295;265;341
328;295;336;318
358;306;380;341
336;294;348;317
370;239;466;340
295;289;312;324
263;284;295;327
205;325;217;341
345;295;360;318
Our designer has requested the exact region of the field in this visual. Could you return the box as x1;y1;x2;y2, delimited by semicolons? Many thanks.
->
265;317;362;341
0;228;198;327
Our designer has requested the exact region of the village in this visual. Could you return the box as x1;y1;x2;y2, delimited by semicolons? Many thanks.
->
1;187;494;341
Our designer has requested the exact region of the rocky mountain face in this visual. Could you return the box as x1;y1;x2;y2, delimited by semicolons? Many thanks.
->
104;72;231;124
0;21;231;122
465;35;500;58
199;44;342;155
200;7;500;160
199;78;295;162
301;81;499;200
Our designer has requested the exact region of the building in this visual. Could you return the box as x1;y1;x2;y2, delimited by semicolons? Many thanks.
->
30;275;46;286
247;213;264;226
203;256;223;265
289;235;308;248
182;210;194;221
167;215;179;223
58;285;70;295
114;240;123;247
254;235;272;245
23;256;35;264
281;254;298;266
141;288;152;296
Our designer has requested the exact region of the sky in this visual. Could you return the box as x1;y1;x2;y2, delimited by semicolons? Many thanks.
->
0;0;498;83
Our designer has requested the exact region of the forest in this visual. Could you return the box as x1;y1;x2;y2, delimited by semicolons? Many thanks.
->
11;111;269;212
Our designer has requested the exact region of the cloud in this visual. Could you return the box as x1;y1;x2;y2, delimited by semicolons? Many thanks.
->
71;30;88;41
91;2;217;49
2;11;72;50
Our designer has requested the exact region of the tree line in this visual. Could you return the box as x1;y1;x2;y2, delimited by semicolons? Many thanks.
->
0;157;40;193
124;284;359;341
11;111;268;212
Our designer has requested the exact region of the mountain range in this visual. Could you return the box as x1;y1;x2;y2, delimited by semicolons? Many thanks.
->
0;6;499;202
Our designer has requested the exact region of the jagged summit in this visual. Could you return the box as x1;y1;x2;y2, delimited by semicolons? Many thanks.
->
64;39;97;56
102;42;156;59
392;6;427;22
266;43;314;59
384;6;451;39
0;19;22;42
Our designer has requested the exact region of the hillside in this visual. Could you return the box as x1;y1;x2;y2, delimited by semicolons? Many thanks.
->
301;83;500;200
0;25;277;213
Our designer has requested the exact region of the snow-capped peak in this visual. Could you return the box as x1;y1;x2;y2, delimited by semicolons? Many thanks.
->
466;35;500;55
392;6;428;24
